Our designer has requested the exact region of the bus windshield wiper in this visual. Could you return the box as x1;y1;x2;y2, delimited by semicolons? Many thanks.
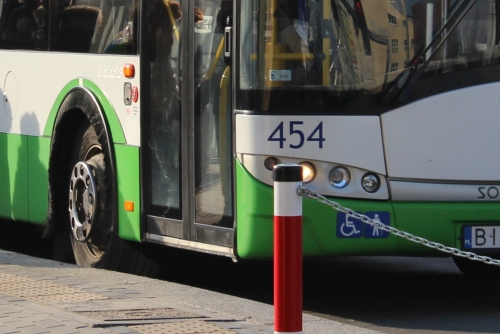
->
380;0;478;105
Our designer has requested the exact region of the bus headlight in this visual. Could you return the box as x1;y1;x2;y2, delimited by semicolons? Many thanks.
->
329;166;350;188
362;173;380;193
264;157;280;171
300;162;315;183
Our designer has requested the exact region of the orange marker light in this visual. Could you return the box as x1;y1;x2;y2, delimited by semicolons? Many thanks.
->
124;201;135;212
123;63;135;78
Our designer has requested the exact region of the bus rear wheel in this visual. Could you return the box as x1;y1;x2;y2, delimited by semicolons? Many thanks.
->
66;122;158;276
68;124;117;268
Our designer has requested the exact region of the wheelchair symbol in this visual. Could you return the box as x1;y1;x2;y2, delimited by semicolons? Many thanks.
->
340;215;361;237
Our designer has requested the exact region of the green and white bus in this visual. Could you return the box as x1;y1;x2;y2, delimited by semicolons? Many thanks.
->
1;0;499;276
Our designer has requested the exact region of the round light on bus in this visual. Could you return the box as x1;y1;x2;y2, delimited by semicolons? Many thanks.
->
329;166;350;188
362;173;380;193
264;157;281;171
300;162;315;183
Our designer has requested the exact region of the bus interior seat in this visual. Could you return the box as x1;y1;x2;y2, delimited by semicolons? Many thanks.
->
0;0;22;40
58;4;102;52
1;0;39;50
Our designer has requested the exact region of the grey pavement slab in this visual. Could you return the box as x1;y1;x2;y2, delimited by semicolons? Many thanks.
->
0;250;381;334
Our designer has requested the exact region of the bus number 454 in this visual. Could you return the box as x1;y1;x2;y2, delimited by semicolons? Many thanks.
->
268;121;325;149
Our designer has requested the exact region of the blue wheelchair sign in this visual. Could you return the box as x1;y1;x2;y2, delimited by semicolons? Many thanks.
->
336;212;363;238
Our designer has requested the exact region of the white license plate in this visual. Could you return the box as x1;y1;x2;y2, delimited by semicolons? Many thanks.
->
463;226;500;249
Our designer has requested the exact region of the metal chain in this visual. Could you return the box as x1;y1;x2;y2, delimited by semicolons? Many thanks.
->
298;186;500;267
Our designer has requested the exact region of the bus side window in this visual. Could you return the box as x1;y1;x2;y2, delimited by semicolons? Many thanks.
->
1;0;39;50
95;0;138;54
0;0;22;47
53;0;137;54
57;4;102;52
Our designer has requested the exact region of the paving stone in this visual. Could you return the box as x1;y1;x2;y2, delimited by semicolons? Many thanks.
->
107;326;141;334
35;319;66;328
80;288;112;294
19;314;52;322
78;328;114;334
3;317;24;324
0;326;21;334
48;325;82;334
0;249;351;334
59;320;89;329
65;285;97;290
6;298;27;302
17;325;51;334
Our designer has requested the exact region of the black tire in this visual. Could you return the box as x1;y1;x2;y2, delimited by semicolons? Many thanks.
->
60;117;159;277
69;123;114;267
452;256;500;277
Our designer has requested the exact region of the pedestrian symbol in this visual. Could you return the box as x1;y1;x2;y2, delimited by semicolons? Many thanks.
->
363;212;390;238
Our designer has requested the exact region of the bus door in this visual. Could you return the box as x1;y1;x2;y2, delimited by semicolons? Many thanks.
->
192;0;234;244
143;0;184;239
144;0;234;251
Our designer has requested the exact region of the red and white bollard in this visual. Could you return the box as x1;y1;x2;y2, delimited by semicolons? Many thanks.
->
273;164;303;334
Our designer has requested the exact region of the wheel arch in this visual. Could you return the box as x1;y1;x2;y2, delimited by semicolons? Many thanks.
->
45;85;118;240
43;79;125;143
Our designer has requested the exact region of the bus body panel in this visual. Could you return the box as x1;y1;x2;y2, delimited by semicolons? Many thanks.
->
389;181;500;202
0;52;140;146
0;132;47;225
235;160;398;259
0;133;28;221
0;52;142;235
381;83;500;181
393;201;500;253
115;144;141;242
236;159;500;259
235;114;386;175
28;135;50;224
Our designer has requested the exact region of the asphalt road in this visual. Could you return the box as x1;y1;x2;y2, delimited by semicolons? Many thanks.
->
159;251;500;333
2;219;500;333
301;256;500;333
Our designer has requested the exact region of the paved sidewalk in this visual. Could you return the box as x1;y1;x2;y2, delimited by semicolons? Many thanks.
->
0;250;380;334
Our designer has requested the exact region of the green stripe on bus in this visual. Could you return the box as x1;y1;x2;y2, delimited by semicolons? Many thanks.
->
43;79;126;144
0;134;49;224
115;144;141;242
392;201;500;253
0;133;28;221
28;136;50;225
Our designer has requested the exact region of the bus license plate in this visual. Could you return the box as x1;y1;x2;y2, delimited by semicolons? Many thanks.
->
463;226;500;249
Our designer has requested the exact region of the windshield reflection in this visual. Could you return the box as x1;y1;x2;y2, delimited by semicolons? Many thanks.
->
238;0;497;113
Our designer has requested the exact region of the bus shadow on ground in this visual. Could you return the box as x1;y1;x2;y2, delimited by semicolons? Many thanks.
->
0;219;52;259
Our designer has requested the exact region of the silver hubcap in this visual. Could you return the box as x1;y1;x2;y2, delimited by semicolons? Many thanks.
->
69;162;98;242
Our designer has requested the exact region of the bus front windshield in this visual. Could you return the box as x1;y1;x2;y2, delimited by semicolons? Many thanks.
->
238;0;497;114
